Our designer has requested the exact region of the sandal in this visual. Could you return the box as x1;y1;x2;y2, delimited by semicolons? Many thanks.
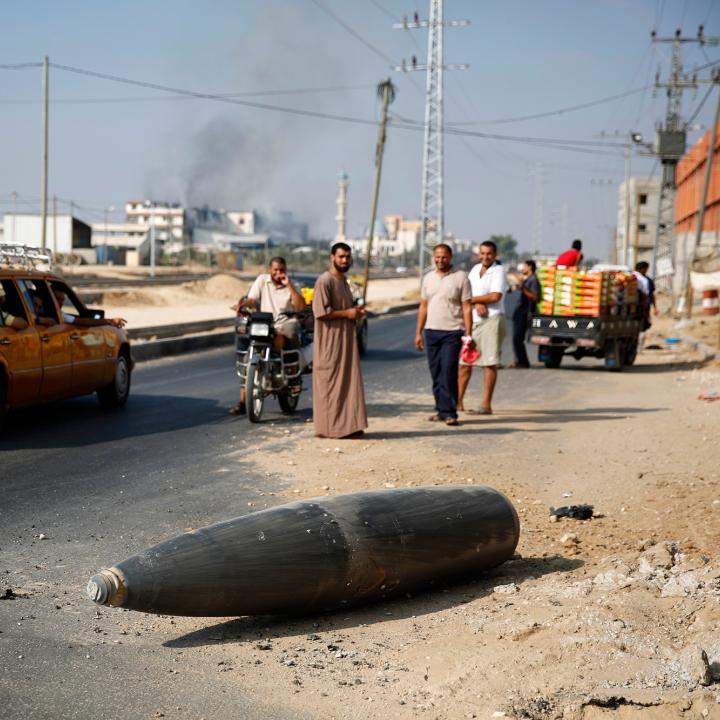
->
467;406;492;415
445;417;459;426
228;403;246;416
428;414;441;422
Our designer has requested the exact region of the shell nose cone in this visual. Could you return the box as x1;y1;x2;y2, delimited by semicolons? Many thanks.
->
86;569;125;606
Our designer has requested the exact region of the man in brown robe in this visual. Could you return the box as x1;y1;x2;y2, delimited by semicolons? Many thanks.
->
312;242;368;438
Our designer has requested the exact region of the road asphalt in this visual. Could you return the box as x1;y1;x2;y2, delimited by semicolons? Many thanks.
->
0;306;574;719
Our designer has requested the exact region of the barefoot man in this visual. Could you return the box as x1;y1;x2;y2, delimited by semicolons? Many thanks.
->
312;242;368;439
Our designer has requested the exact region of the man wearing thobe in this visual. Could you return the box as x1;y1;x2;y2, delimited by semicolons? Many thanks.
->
312;243;368;438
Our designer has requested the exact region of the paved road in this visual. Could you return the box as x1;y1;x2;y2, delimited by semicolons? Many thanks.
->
0;308;561;719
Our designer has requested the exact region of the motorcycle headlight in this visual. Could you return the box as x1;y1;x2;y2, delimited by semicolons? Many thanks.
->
250;322;271;337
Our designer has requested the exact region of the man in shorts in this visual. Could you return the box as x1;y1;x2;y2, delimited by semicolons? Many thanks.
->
458;240;507;415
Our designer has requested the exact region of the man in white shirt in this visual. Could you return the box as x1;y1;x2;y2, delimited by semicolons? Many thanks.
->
458;240;507;415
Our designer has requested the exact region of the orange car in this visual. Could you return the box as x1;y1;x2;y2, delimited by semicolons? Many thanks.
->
0;252;132;427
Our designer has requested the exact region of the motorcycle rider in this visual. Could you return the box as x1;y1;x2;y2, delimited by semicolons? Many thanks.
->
229;256;306;415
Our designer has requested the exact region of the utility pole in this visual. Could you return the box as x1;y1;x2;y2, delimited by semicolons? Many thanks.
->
40;55;49;251
150;205;156;278
649;25;719;311
362;79;396;302
52;194;57;258
392;1;469;281
11;191;17;241
531;162;547;256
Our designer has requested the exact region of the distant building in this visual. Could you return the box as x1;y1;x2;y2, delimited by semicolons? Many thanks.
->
90;222;151;265
2;213;92;260
125;200;185;244
614;176;660;267
226;211;257;235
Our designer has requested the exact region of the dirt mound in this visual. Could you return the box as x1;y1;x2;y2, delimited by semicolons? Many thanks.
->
188;274;248;301
101;289;172;306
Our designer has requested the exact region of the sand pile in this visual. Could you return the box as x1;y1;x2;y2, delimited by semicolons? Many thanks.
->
184;274;249;302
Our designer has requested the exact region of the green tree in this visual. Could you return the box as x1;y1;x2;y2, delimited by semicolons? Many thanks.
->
488;234;519;265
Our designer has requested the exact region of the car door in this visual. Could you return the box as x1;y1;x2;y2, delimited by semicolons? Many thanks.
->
0;279;42;407
47;280;106;394
16;278;73;403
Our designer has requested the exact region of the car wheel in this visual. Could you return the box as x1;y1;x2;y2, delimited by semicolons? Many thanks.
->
97;353;131;408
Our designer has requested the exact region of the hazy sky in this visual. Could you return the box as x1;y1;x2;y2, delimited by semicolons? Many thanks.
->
1;0;718;259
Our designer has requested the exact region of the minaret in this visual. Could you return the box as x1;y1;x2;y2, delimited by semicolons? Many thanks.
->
335;171;348;243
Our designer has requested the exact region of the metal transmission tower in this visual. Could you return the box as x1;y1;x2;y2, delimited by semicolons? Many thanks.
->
650;26;719;296
531;162;547;256
392;2;468;278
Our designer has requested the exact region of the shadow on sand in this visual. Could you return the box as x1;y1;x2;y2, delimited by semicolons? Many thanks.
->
163;554;583;649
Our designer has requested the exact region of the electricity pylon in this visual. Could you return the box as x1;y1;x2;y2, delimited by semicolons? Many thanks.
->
393;1;469;279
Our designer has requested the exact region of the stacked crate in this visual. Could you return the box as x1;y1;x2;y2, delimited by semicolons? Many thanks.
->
535;268;637;317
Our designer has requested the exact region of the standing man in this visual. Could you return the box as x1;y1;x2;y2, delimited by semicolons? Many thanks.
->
555;238;583;267
458;240;507;415
312;242;367;439
509;260;540;369
634;261;656;330
415;244;472;426
229;256;305;415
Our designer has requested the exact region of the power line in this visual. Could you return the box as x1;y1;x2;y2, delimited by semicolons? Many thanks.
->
307;0;395;64
0;83;377;105
447;85;652;126
687;83;715;125
0;62;43;70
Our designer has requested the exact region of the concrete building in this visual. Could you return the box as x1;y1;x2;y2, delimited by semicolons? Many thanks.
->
614;176;660;267
125;200;185;244
226;211;257;235
2;213;92;261
90;222;151;265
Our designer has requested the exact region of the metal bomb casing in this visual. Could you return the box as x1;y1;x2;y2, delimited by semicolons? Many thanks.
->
87;485;520;617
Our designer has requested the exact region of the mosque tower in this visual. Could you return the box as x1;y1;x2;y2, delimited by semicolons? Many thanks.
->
335;171;348;243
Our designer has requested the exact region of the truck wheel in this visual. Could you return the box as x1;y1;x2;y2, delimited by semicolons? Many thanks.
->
278;390;299;414
356;317;368;356
246;362;265;423
544;348;563;369
605;340;625;372
624;338;638;366
97;352;131;408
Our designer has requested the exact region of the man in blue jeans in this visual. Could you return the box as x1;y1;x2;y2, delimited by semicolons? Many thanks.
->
415;244;473;426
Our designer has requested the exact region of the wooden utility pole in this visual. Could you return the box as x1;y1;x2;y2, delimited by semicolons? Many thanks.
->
40;56;49;251
362;78;395;302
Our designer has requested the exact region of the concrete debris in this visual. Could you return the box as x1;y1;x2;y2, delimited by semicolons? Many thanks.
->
493;583;519;595
660;571;702;598
559;533;580;547
686;647;713;687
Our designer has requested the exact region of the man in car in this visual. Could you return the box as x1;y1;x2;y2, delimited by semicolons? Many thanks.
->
0;284;29;330
229;256;306;416
52;287;126;328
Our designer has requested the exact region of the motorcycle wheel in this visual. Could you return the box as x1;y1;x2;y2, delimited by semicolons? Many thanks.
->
278;390;299;414
246;363;265;423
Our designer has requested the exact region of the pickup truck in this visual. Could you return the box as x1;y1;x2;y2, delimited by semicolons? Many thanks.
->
528;312;642;371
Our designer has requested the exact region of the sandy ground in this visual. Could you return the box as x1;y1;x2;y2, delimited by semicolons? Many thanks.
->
96;274;419;329
82;318;719;720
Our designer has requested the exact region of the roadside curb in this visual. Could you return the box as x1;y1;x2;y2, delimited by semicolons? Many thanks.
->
132;302;421;363
133;330;235;362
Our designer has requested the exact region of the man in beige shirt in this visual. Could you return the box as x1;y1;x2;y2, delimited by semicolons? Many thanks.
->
415;244;473;426
229;256;305;415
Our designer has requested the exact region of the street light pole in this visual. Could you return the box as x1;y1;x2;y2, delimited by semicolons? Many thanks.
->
40;56;49;251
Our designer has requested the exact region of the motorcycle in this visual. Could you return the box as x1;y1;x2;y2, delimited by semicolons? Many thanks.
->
235;308;310;423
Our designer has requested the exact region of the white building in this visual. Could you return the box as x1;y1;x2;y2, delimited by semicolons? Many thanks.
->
2;213;93;260
125;200;184;243
226;211;257;235
614;176;660;267
90;222;151;265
